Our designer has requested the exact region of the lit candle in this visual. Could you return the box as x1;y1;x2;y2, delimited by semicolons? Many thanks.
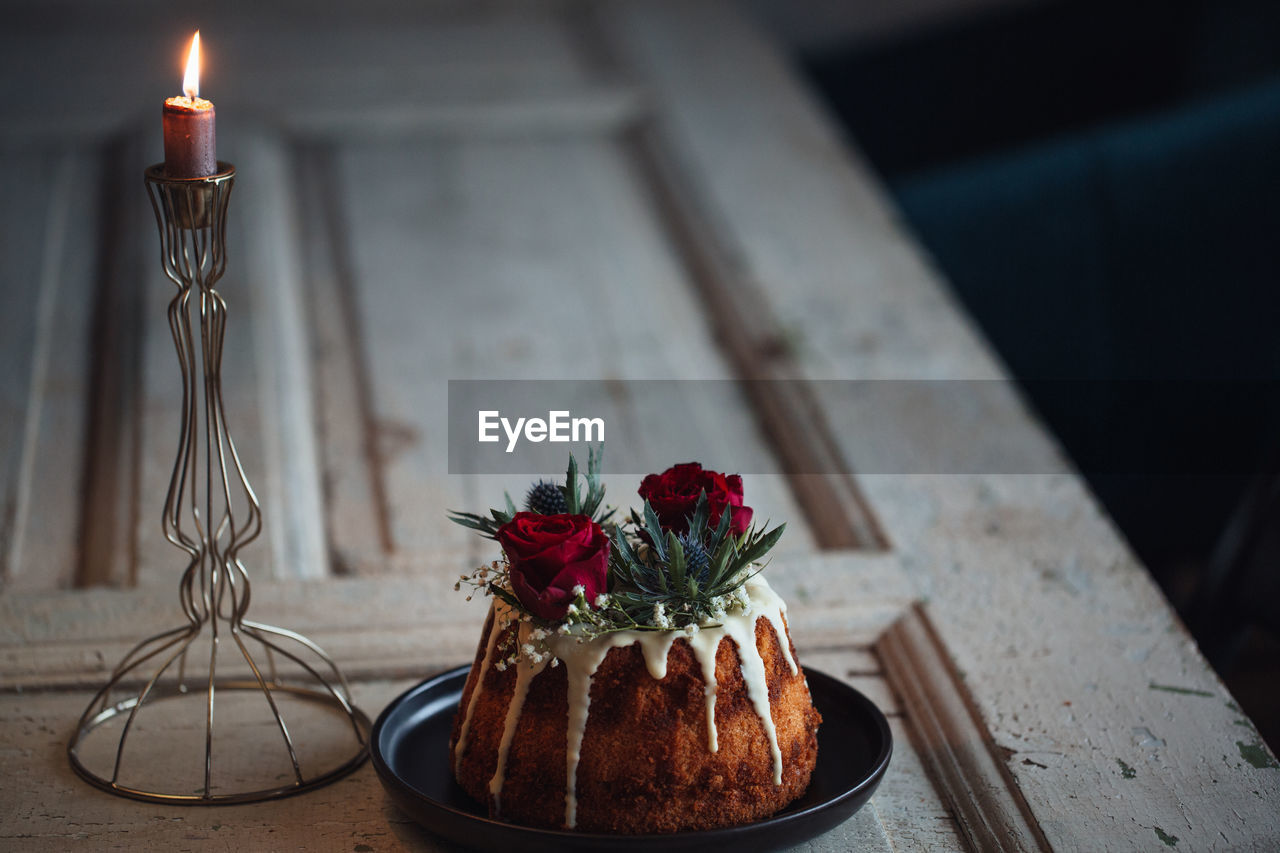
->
162;32;216;178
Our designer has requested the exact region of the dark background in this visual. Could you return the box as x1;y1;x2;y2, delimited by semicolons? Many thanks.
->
790;0;1280;748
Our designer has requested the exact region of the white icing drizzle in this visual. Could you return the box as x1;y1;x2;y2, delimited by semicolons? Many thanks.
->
487;620;550;815
636;630;679;679
722;577;790;784
683;625;722;752
453;605;505;776
470;576;796;829
555;630;644;828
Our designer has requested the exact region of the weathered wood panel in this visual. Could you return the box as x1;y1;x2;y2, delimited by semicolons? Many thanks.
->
0;673;898;851
6;1;1274;850
0;150;59;590
879;605;1049;851
0;552;905;688
0;552;913;850
867;474;1280;849
604;0;1000;383
234;131;330;580
624;127;889;550
296;143;396;574
0;7;604;142
1;4;827;591
605;0;1280;847
330;131;816;574
0;151;97;593
875;717;968;850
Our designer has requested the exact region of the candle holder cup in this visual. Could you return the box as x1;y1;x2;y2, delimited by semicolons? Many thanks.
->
146;162;230;228
67;162;370;804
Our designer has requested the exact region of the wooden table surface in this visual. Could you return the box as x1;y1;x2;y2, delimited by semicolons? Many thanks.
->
2;1;1278;850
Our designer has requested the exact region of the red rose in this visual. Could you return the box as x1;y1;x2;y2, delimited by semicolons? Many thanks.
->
496;512;609;621
637;462;753;537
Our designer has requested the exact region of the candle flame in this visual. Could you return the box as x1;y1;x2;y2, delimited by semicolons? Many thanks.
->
183;31;201;100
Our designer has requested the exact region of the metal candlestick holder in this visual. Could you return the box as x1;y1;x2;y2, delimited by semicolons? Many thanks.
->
67;163;369;804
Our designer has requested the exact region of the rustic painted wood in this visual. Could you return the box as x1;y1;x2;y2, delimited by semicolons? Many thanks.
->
603;0;1002;384
604;1;1280;848
71;136;151;591
0;150;55;590
0;553;907;688
875;717;969;850
330;130;816;571
0;674;900;851
1;554;912;850
1;5;820;584
233;130;330;581
879;604;1049;850
0;6;674;589
624;127;889;550
0;151;99;593
0;3;978;850
0;6;606;142
878;474;1280;850
1;678;423;851
296;143;396;574
2;0;1277;850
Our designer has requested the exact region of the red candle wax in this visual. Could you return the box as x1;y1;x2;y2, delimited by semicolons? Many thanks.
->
162;31;216;178
163;96;216;178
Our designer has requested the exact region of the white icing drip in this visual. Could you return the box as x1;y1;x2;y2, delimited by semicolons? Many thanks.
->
759;588;798;676
470;576;797;827
550;630;637;829
453;604;505;776
487;621;549;815
636;630;679;679
688;626;723;752
716;579;785;785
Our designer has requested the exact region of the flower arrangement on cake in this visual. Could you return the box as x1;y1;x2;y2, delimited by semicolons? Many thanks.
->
447;448;821;834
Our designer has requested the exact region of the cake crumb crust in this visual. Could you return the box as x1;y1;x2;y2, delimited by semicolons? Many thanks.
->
450;609;821;833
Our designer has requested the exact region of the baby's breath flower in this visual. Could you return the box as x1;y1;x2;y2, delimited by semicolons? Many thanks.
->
571;584;585;597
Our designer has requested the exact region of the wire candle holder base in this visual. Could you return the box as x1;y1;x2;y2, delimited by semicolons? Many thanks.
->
67;163;369;804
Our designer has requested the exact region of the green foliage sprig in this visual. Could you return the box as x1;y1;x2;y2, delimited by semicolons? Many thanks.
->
609;493;785;630
447;445;614;538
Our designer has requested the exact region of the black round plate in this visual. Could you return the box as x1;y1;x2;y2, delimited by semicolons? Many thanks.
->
371;665;891;852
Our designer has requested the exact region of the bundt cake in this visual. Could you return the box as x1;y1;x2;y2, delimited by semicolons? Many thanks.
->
449;576;821;833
